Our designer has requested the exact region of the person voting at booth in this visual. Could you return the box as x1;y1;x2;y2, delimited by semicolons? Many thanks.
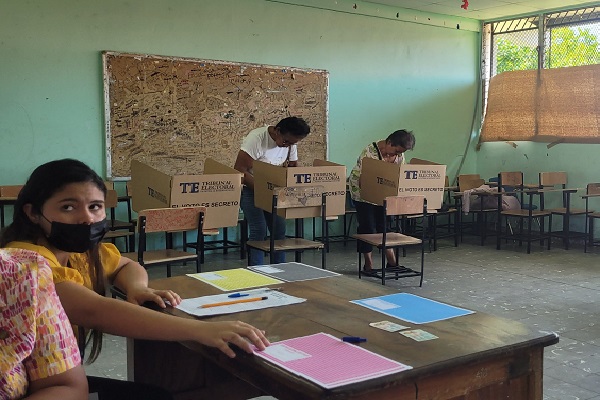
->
234;117;311;266
348;129;416;276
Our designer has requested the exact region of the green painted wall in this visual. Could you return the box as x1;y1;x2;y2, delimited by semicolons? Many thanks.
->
0;0;479;184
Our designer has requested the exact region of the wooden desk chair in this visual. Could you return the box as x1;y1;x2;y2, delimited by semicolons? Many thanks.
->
353;195;426;286
428;176;459;251
583;183;600;253
246;186;327;268
104;182;136;248
457;174;482;187
312;189;356;250
455;175;497;245
539;171;588;250
495;172;551;253
123;180;134;225
402;176;458;252
121;207;205;277
406;160;458;251
103;189;136;251
183;214;247;262
0;185;23;228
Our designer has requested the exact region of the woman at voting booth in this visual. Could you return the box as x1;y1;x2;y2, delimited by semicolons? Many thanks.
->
348;129;416;275
1;159;270;364
234;117;311;266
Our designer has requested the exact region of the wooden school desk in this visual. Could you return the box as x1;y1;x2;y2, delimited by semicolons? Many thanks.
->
129;274;558;400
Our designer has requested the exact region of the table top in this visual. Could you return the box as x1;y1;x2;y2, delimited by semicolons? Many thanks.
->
149;274;558;398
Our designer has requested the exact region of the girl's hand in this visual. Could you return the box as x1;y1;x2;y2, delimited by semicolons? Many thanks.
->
127;286;182;308
196;320;270;358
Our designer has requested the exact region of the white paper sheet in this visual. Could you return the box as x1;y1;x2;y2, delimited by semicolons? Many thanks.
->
176;288;306;317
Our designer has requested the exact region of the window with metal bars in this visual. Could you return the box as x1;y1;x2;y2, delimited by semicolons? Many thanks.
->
480;6;600;143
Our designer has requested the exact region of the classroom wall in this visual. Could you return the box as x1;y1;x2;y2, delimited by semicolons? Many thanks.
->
0;0;480;185
5;0;593;242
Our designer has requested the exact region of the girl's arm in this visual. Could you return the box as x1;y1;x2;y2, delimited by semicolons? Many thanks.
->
55;281;269;358
26;366;88;400
111;255;182;307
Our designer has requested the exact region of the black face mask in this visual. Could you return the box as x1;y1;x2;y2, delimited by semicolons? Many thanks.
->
44;218;109;253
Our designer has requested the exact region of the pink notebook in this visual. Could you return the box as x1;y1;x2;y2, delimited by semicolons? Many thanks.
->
254;332;411;389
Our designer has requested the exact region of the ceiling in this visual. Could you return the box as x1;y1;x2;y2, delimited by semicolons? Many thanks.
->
362;0;598;21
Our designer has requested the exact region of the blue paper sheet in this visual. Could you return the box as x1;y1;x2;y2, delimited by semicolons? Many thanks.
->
351;293;474;324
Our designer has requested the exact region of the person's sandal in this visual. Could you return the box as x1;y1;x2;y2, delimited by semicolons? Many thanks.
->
361;267;378;277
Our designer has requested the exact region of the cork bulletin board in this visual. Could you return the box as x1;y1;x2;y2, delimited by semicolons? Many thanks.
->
102;51;329;179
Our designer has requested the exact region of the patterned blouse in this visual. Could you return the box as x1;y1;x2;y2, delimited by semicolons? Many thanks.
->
0;248;81;399
348;142;405;203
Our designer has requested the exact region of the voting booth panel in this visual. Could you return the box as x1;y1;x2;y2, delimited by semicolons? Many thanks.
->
130;159;242;230
360;158;446;211
253;160;346;219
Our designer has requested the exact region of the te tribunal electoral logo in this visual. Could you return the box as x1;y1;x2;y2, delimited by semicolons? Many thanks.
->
179;181;234;193
292;173;341;184
404;170;442;179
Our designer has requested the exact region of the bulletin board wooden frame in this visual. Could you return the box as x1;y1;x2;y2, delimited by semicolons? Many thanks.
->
102;51;329;179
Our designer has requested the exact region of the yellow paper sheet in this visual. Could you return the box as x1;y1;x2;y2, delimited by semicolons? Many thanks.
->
186;268;283;291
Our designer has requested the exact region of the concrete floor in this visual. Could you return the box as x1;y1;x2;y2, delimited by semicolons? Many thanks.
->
86;235;600;400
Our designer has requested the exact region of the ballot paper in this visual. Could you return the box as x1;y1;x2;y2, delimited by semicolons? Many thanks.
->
254;332;412;389
176;287;305;317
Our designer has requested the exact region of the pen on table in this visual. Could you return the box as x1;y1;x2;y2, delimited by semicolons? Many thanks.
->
342;336;367;343
200;296;269;308
228;292;250;298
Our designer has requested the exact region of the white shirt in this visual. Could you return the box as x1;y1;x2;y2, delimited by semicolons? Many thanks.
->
240;126;298;167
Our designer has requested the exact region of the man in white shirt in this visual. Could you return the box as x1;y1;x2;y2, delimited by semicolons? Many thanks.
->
234;117;310;265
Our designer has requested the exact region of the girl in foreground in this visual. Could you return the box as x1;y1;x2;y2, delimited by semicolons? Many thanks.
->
0;248;87;399
1;159;269;362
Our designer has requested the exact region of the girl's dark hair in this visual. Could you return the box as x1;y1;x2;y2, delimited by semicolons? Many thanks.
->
0;158;107;363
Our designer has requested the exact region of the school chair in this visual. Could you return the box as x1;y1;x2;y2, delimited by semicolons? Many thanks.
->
312;189;356;251
455;174;497;245
495;172;551;253
403;160;457;251
424;176;459;251
0;184;23;228
583;183;600;253
121;207;205;277
246;186;327;268
103;189;136;252
353;195;427;286
183;214;248;262
539;172;588;250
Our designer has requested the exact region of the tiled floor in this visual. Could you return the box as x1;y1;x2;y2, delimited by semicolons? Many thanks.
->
86;235;600;399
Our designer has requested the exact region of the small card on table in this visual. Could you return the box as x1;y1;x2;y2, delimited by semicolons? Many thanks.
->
369;320;410;332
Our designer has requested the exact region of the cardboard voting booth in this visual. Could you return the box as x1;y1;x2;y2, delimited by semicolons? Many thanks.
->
130;159;242;229
360;158;446;210
253;160;347;219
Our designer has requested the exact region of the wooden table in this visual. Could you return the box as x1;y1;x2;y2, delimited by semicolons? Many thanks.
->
129;275;558;400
